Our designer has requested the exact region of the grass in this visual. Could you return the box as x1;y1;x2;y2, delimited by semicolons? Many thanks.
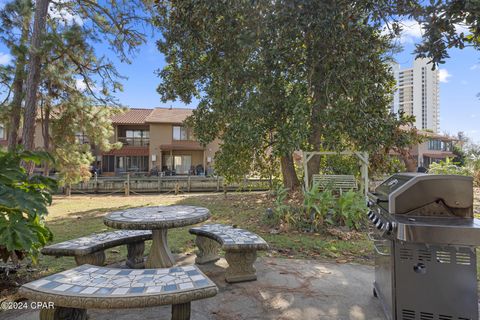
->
0;191;372;300
36;192;372;275
4;189;480;300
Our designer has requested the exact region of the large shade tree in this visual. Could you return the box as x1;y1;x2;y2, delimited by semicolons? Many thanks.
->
0;0;153;178
154;0;418;189
0;0;153;172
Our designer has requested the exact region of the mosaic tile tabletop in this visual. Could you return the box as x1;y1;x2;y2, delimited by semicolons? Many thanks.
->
189;224;269;251
42;230;153;256
104;205;210;230
20;264;218;309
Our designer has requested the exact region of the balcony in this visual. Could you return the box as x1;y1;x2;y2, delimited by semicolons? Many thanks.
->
118;137;150;147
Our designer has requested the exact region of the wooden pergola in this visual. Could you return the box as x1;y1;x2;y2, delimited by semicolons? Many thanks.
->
301;151;369;196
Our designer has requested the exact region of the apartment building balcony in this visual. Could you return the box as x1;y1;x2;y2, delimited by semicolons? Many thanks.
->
117;137;150;147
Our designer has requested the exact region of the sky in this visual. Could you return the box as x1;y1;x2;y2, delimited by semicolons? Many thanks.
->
0;7;479;142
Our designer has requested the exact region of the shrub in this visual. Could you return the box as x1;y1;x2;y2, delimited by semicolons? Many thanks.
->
0;149;57;264
428;158;470;176
268;182;366;232
334;190;367;230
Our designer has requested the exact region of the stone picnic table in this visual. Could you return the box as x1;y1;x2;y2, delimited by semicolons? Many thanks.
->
104;205;210;268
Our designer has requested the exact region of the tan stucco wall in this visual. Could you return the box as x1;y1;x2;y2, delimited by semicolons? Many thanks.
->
149;124;173;170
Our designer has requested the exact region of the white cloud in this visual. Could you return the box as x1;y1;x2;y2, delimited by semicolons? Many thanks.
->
382;19;424;44
471;64;480;70
383;19;471;44
438;69;451;83
75;78;87;91
0;52;12;65
48;2;83;26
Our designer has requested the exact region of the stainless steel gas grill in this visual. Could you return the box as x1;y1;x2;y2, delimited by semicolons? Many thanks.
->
367;173;480;320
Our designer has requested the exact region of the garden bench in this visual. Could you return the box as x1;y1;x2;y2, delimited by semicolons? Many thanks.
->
312;174;357;192
41;230;152;269
20;264;218;320
189;224;269;283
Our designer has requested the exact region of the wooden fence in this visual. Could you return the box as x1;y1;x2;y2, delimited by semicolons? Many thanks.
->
60;176;271;195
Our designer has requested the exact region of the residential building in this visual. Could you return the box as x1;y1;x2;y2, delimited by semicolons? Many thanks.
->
0;107;220;176
100;108;220;175
391;58;440;133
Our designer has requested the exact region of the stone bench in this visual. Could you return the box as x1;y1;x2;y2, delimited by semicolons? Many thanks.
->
189;224;269;283
20;264;218;320
41;230;152;269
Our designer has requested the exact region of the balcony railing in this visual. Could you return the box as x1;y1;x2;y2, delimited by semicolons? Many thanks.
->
118;137;150;147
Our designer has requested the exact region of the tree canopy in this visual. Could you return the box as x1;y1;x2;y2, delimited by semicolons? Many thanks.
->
154;0;419;188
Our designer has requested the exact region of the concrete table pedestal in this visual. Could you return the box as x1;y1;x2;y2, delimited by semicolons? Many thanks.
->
104;205;210;268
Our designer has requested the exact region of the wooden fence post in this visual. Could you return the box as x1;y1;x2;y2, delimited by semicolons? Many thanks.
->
188;176;191;192
125;173;130;196
157;175;161;193
94;173;98;194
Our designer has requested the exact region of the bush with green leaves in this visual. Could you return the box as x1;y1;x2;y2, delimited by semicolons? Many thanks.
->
0;149;57;264
267;182;367;232
428;158;470;176
333;190;367;230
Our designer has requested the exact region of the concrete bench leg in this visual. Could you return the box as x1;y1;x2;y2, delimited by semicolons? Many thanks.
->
40;307;87;320
74;251;105;266
172;302;191;320
224;250;257;283
194;236;220;264
126;241;145;269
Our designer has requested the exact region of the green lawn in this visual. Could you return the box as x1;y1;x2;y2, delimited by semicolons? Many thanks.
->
37;192;372;277
4;190;480;300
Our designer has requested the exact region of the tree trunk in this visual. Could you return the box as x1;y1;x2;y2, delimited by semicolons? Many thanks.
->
280;154;300;191
41;102;50;175
21;0;50;162
307;101;323;187
7;11;32;150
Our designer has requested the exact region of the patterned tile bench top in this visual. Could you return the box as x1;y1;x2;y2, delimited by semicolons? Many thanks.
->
189;224;269;251
104;205;210;229
20;264;218;309
41;230;152;256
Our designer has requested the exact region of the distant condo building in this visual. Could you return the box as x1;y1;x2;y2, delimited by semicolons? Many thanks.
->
390;58;440;133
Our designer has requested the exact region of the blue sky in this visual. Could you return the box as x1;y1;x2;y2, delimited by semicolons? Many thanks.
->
0;9;479;142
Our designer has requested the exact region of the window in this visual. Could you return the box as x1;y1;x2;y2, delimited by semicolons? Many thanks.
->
122;130;149;146
172;126;190;141
428;139;452;151
0;124;4;139
116;156;149;172
75;132;89;144
174;155;191;174
162;155;192;174
102;155;115;172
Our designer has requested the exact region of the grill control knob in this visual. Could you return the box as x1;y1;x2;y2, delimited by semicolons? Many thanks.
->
385;222;393;233
376;221;383;230
372;217;379;224
367;211;374;219
367;200;374;208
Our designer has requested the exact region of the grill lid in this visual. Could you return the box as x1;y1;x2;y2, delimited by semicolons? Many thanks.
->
372;173;473;217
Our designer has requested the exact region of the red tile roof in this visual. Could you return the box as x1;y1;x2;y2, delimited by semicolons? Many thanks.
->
145;108;193;124
102;146;149;156
111;109;153;124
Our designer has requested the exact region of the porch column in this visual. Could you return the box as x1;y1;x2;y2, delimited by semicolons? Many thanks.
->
159;150;162;170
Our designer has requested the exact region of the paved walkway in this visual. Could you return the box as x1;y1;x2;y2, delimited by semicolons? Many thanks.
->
2;256;384;320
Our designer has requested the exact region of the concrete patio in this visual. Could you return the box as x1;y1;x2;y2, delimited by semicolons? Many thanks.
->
2;255;384;320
